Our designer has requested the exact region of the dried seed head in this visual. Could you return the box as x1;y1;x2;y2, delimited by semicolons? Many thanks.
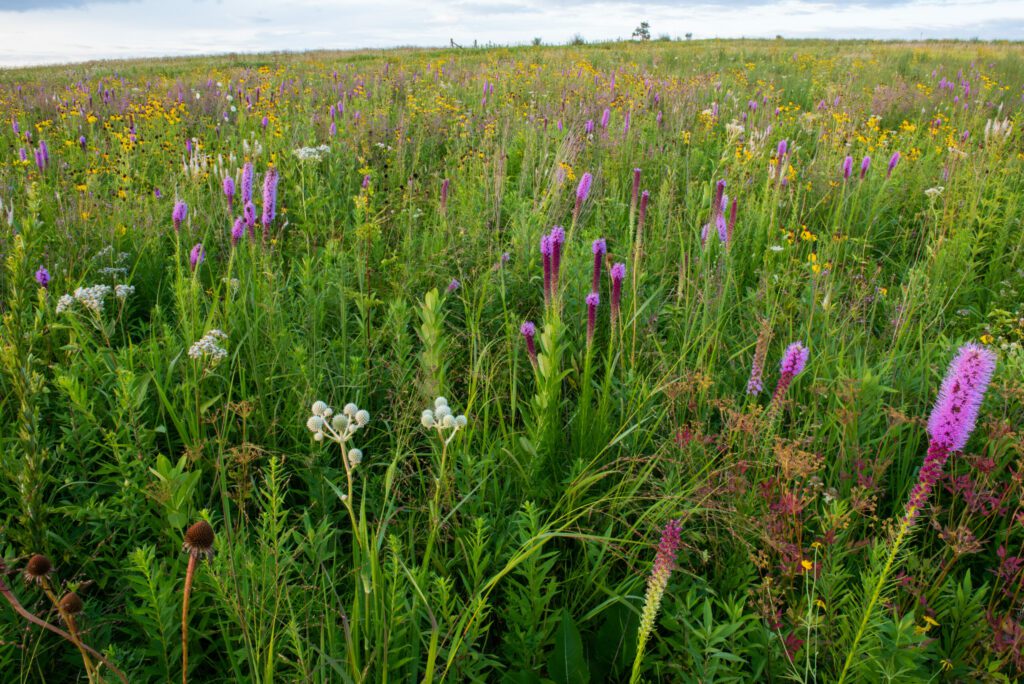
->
183;520;215;561
24;554;52;584
60;592;84;616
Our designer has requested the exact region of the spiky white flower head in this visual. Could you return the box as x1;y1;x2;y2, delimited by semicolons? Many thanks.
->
455;415;468;428
442;414;456;428
332;414;348;432
355;409;370;427
314;432;324;442
422;410;436;428
311;400;328;416
347;449;363;466
343;403;358;417
307;415;325;432
435;404;452;420
434;396;448;409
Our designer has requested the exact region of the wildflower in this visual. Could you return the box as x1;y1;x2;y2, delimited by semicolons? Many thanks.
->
747;319;772;396
59;592;83;616
860;155;871;179
591;238;606;291
78;135;86;150
23;554;52;585
610;262;626;320
777;139;788;160
925;186;944;200
114;284;134;300
293;144;331;161
188;329;228;364
421;396;468;443
586;292;599;344
447;278;460;294
189;243;205;271
182;520;215;561
550;225;565;293
261;167;279;233
231;217;244;246
35;266;50;288
574;173;592;220
520;321;537;366
172;201;187;232
927;343;996;452
601;108;610;129
243;202;257;236
842;155;853;180
307;400;369;455
770;341;809;411
632;519;682;681
540;234;553;304
223;175;235;209
241;162;254;204
887;151;900;177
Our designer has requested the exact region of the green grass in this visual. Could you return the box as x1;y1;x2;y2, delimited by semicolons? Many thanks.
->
0;38;1022;682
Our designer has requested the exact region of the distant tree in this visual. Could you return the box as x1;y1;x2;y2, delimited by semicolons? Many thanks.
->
532;37;543;47
571;34;586;46
632;21;651;41
685;32;693;41
657;34;672;42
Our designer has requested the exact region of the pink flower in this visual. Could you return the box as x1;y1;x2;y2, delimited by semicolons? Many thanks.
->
927;343;997;451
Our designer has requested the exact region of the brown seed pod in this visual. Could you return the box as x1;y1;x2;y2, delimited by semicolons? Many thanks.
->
24;554;52;584
182;521;215;561
60;592;84;616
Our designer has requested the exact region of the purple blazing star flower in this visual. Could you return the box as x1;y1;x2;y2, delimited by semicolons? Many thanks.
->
591;238;606;291
777;139;789;160
243;202;257;236
241;162;254;204
231;217;245;246
887;151;900;177
39;140;49;165
769;341;810;411
574;173;593;221
927;343;997;452
261;166;279;234
189;243;205;270
18;148;27;162
172;201;187;232
586;292;600;344
601;108;610;129
585;119;594;134
223;175;235;208
35;266;50;288
549;226;565;290
447;278;460;293
631;168;642;213
610;262;626;320
860;155;871;179
521;320;537;366
78;135;86;150
329;121;337;137
362;174;370;189
540;235;553;304
842;155;853;180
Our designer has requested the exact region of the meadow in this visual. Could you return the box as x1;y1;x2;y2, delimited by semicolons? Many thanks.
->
0;38;1022;682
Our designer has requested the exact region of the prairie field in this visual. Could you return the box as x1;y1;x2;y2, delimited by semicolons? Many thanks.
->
1;39;1024;682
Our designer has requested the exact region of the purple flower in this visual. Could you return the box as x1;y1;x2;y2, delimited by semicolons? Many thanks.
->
631;167;642;213
842;155;853;180
927;343;997;451
243;202;257;236
261;115;269;129
540;234;553;304
78;135;86;150
18;148;27;162
223;175;235;208
231;217;245;246
860;155;871;179
591;238;606;291
610;262;625;319
586;292;600;344
549;226;565;292
521;321;537;366
154;187;162;199
638;190;650;236
329;121;337;137
446;278;460;293
636;519;682;664
261;166;279;234
576;172;593;205
241;162;254;204
887;151;900;178
362;174;370;189
172;201;188;232
585;119;594;135
35;266;50;288
39;140;49;165
780;341;809;377
600;108;610;129
189;242;205;271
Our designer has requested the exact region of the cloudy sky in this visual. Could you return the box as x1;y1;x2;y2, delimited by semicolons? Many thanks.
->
0;0;1022;68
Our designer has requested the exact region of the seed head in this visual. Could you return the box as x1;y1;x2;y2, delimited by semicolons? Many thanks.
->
183;520;215;561
24;554;52;584
60;592;84;616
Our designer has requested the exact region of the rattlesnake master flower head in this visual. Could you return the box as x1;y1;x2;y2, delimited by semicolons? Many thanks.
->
423;397;467;438
24;554;52;584
927;343;997;451
780;342;809;377
59;592;84;616
183;520;215;561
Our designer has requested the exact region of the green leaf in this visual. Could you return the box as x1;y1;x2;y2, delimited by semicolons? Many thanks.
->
547;609;589;684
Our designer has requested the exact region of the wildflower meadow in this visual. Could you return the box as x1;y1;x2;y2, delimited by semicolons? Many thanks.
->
0;39;1023;682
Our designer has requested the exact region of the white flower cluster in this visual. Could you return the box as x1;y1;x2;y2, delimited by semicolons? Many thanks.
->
55;284;114;314
924;186;944;199
306;400;369;470
421;397;467;444
187;329;228;363
242;136;263;157
984;117;1013;143
222;277;240;294
115;284;135;300
293;145;331;162
98;266;129;279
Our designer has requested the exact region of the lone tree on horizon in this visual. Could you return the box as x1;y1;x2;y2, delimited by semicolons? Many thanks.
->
632;21;651;41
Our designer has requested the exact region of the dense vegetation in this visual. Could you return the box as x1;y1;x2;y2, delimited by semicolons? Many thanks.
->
0;39;1023;682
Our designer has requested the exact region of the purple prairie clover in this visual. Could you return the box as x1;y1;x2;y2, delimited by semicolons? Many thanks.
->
842;155;853;180
189;243;205;271
35;266;50;289
231;217;244;246
446;278;460;294
440;178;450;213
521;321;537;366
860;155;871;179
887;151;900;177
261;166;279;234
172;201;188;232
586;292;599;344
927;343;997;452
610;262;625;320
223;175;235;209
591;238;606;291
241;162;254;204
633;519;682;676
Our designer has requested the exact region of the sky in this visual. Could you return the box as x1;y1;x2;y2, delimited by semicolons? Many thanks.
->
0;0;1022;68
